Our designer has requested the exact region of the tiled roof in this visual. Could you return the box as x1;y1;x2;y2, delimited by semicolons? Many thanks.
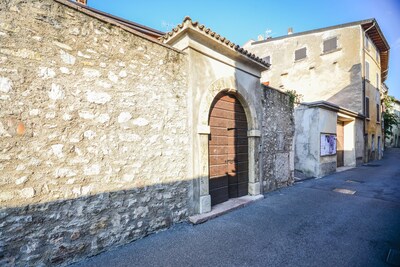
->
160;17;270;68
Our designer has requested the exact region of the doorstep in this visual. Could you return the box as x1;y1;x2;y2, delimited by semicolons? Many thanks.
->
189;195;264;225
336;166;355;173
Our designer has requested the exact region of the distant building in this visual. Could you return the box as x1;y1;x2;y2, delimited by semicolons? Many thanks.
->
244;19;390;178
386;98;400;148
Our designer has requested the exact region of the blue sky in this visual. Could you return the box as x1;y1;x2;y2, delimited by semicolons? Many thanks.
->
89;0;400;99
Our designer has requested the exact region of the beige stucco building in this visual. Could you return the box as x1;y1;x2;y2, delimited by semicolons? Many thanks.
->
244;19;390;178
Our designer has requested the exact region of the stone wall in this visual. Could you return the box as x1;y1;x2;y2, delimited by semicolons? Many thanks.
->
0;0;189;266
261;87;294;192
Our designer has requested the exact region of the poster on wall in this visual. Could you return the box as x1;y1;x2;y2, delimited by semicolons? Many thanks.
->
320;133;337;156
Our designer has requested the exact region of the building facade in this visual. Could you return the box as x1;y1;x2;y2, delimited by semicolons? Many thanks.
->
0;0;294;265
386;98;400;148
244;19;389;177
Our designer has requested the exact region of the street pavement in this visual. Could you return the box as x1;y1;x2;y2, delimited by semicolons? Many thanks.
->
71;148;400;267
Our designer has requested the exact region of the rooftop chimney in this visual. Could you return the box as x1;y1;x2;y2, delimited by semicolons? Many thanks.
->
75;0;87;5
257;34;264;41
288;27;293;35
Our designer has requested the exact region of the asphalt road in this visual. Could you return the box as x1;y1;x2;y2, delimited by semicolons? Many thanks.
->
71;148;400;267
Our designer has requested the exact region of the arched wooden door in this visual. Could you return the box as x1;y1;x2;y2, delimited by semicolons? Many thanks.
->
208;93;248;206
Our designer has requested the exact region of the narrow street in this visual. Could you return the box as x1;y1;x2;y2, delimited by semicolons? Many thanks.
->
71;148;400;267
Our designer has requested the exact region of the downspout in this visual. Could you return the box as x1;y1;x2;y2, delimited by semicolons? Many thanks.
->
362;21;375;163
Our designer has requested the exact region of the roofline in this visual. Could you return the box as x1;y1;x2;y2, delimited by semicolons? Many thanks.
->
301;101;365;119
368;19;390;50
53;0;183;54
67;0;165;38
161;17;270;69
252;18;389;50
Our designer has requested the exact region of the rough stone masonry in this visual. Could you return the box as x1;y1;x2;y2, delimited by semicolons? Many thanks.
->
0;0;294;266
0;0;189;265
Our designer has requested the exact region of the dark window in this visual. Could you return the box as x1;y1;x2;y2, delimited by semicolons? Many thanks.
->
262;56;271;64
377;104;380;122
366;97;370;118
323;37;337;53
365;61;370;81
295;47;307;61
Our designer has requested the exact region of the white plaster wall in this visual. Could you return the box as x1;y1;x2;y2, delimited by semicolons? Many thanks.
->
294;106;319;177
343;120;356;167
295;105;341;178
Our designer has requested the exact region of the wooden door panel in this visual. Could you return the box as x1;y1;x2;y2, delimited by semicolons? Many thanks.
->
238;183;248;196
210;187;229;206
209;93;249;206
209;146;228;156
209;165;226;177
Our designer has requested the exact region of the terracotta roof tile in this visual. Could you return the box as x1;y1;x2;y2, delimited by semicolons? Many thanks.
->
160;17;270;68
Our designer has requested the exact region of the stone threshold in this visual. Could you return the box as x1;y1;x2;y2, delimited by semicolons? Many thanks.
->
336;166;355;173
189;195;264;225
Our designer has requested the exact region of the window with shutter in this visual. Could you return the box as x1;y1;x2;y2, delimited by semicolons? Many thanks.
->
295;47;307;61
366;97;370;118
365;61;370;81
323;37;337;53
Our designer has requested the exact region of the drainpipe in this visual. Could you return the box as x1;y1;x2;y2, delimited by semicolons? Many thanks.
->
362;21;375;162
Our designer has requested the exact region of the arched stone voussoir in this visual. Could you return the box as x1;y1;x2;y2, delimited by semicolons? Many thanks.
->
198;76;259;131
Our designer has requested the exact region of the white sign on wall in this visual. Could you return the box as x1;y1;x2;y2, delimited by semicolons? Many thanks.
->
320;133;337;156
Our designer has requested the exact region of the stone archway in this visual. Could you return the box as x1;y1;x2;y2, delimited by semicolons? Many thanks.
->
208;92;249;206
195;76;261;214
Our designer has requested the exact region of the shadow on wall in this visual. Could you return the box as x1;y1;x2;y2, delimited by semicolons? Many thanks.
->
327;64;362;113
0;179;192;266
